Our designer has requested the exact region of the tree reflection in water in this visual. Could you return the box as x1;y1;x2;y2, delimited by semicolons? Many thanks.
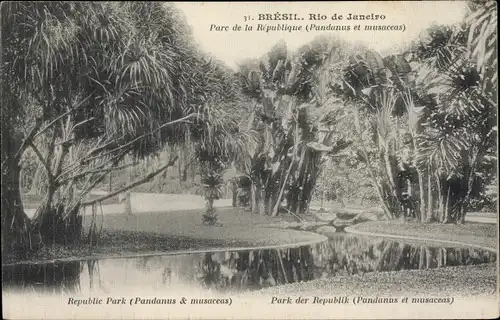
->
2;235;497;294
195;236;496;291
2;261;82;294
196;247;315;292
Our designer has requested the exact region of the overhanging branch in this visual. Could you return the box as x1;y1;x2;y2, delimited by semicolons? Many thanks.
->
81;155;179;206
85;113;200;160
28;142;54;183
58;159;136;185
14;118;43;162
34;91;95;139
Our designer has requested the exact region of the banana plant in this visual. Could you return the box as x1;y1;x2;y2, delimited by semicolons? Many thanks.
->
235;37;354;217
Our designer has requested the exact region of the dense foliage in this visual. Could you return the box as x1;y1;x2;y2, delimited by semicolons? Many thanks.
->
331;2;497;222
0;2;242;253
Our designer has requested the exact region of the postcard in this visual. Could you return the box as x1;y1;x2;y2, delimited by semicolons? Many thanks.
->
1;1;498;319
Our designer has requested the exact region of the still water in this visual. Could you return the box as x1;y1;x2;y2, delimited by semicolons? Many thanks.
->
2;233;496;295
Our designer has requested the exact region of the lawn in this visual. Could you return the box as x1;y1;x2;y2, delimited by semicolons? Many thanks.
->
347;220;498;251
87;207;326;250
2;207;327;265
250;263;497;297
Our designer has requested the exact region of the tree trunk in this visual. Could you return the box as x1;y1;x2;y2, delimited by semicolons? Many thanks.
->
320;190;325;209
435;172;443;222
266;190;277;214
425;247;432;269
295;148;309;206
1;154;33;256
258;186;266;215
251;182;266;215
177;149;183;188
383;152;397;193
28;159;44;195
426;163;433;222
299;174;317;215
272;156;294;217
251;183;258;214
409;124;426;223
32;181;57;244
418;245;426;269
443;185;451;223
460;160;477;224
231;180;237;207
108;172;113;192
437;247;443;268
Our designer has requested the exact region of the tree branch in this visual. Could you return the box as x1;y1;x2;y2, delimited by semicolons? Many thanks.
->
60;148;128;182
45;128;57;172
85;113;200;160
81;155;179;206
64;170;111;220
14;118;43;162
34;91;95;139
58;136;117;175
58;159;136;185
29;142;54;183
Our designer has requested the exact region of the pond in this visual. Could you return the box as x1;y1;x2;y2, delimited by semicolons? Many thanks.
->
2;233;496;295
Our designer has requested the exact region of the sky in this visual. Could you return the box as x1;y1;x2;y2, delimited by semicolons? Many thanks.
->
175;1;469;70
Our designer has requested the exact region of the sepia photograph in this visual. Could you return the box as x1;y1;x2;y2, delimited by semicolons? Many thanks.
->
1;1;498;319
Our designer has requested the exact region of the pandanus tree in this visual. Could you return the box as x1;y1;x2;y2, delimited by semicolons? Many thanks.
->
340;2;497;223
0;2;228;255
235;37;353;217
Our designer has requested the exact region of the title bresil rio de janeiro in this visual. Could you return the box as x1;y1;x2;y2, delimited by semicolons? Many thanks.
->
240;12;397;33
253;13;386;21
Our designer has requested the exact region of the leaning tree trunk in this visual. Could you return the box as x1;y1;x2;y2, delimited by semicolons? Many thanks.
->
272;156;295;217
383;151;397;194
1;132;33;256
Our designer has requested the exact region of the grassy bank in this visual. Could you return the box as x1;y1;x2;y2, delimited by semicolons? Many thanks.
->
252;219;498;297
347;220;498;250
2;230;254;265
252;263;497;297
3;207;326;265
